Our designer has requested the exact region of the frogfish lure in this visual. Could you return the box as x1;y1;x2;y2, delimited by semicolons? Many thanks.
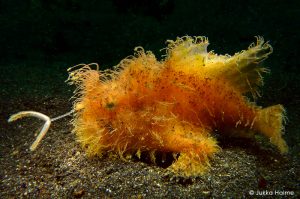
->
9;36;288;176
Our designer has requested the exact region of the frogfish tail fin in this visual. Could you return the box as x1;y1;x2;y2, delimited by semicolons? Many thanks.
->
255;104;288;154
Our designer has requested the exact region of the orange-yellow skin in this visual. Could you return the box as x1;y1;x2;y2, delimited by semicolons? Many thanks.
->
68;36;287;176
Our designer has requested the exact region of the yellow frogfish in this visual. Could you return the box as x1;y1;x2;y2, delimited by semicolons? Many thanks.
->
9;36;288;177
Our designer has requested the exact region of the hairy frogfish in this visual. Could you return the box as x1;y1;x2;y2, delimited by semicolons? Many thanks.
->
9;36;288;177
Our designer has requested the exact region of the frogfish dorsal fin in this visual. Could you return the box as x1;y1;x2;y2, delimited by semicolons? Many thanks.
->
164;36;272;98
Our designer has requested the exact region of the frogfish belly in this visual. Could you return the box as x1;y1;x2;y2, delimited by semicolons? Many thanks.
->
67;36;287;176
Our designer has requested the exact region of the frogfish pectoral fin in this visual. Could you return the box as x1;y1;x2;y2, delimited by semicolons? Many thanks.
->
160;123;220;176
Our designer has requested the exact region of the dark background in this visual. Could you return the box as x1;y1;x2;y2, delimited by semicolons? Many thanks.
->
0;0;299;151
1;0;299;66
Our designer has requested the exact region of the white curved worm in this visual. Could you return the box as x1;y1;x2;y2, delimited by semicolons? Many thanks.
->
8;110;73;151
8;111;51;151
